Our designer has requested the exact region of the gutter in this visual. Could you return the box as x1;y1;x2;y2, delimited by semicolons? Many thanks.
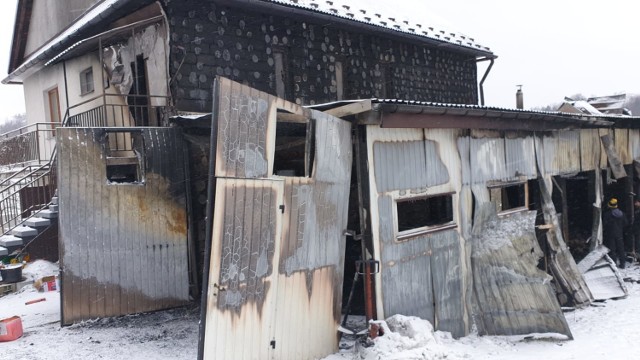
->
3;0;137;84
477;57;494;106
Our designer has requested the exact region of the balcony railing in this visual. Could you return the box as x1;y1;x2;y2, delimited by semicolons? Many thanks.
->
0;123;59;167
66;93;172;128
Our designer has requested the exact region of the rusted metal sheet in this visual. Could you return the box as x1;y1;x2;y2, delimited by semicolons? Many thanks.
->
57;127;189;325
471;205;572;337
203;78;352;360
542;130;581;175
600;134;627;179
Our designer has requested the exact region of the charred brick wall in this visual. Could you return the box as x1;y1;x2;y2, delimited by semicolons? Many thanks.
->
163;0;479;113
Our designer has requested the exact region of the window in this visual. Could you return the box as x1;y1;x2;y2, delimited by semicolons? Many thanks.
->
80;67;95;95
396;193;455;240
335;61;344;100
273;113;314;177
105;131;144;184
273;48;290;100
488;181;528;214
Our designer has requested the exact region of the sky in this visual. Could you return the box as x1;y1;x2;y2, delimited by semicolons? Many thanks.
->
0;0;638;122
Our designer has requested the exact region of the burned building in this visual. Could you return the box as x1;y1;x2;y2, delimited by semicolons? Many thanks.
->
2;0;640;360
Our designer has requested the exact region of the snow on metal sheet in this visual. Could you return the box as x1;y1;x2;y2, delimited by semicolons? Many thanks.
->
542;130;581;175
471;205;572;337
582;258;627;301
469;134;507;183
58;127;189;325
262;0;492;54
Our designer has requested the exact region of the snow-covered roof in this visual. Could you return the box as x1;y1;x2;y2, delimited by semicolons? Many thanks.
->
262;0;492;55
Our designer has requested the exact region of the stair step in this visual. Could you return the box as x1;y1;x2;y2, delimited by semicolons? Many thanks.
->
0;235;22;247
48;204;59;212
51;197;58;205
24;217;51;228
39;210;58;219
0;246;7;256
11;226;38;237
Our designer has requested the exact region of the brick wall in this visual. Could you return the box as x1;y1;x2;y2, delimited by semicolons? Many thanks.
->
163;0;479;113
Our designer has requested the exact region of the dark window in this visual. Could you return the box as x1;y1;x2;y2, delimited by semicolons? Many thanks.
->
80;67;94;95
396;194;455;239
273;115;314;177
273;48;290;100
106;131;144;184
489;182;528;213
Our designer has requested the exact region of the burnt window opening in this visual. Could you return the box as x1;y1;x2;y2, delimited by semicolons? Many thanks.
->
273;48;291;101
396;193;455;240
273;114;314;177
489;182;528;214
106;131;145;184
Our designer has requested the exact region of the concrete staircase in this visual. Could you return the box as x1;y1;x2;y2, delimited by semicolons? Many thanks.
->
0;196;58;257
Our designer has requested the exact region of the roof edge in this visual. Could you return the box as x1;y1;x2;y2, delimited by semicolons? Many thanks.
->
8;0;33;75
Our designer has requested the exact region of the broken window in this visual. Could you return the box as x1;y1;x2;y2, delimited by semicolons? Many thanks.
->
489;181;528;215
273;113;314;177
396;193;455;240
105;131;144;184
80;67;95;95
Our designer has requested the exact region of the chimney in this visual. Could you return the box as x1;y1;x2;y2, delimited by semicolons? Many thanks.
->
516;85;524;109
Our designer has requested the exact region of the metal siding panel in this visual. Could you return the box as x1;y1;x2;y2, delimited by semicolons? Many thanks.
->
430;230;464;338
472;208;572;336
59;128;189;325
630;129;640;161
580;129;600;171
504;135;536;179
545;131;581;175
615;128;631;165
470;137;507;182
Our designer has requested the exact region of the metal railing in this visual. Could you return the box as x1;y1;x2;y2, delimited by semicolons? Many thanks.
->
0;123;59;167
0;153;56;233
66;93;172;128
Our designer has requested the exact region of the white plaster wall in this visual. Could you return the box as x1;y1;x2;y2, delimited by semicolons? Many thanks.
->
24;0;101;56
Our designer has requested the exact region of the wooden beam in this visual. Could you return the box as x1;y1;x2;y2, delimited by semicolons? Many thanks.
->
276;112;308;123
324;100;372;118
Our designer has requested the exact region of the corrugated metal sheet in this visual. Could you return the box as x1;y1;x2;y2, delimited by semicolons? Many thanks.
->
629;129;640;161
471;206;572;337
542;130;581;175
58;127;189;325
204;78;352;360
376;194;465;338
373;140;449;193
614;128;631;165
469;136;507;182
579;129;602;171
504;133;536;179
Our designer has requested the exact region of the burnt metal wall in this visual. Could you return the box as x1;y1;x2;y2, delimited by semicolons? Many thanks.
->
57;127;190;325
163;1;479;112
204;78;352;360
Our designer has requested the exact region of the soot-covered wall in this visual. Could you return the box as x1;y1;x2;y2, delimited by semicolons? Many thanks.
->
163;0;479;112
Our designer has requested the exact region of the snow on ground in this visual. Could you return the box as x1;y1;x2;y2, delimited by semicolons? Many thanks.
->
0;261;198;360
3;260;640;359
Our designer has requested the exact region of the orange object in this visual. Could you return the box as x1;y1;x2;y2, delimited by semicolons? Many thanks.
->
25;297;46;305
0;316;23;342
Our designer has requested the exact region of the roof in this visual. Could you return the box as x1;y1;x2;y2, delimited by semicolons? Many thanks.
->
5;0;494;83
256;0;493;56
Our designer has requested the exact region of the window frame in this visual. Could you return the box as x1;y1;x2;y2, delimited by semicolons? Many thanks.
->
79;66;95;96
272;111;315;178
395;192;457;241
487;180;529;216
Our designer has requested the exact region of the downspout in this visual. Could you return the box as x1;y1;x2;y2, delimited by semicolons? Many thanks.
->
477;58;494;106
